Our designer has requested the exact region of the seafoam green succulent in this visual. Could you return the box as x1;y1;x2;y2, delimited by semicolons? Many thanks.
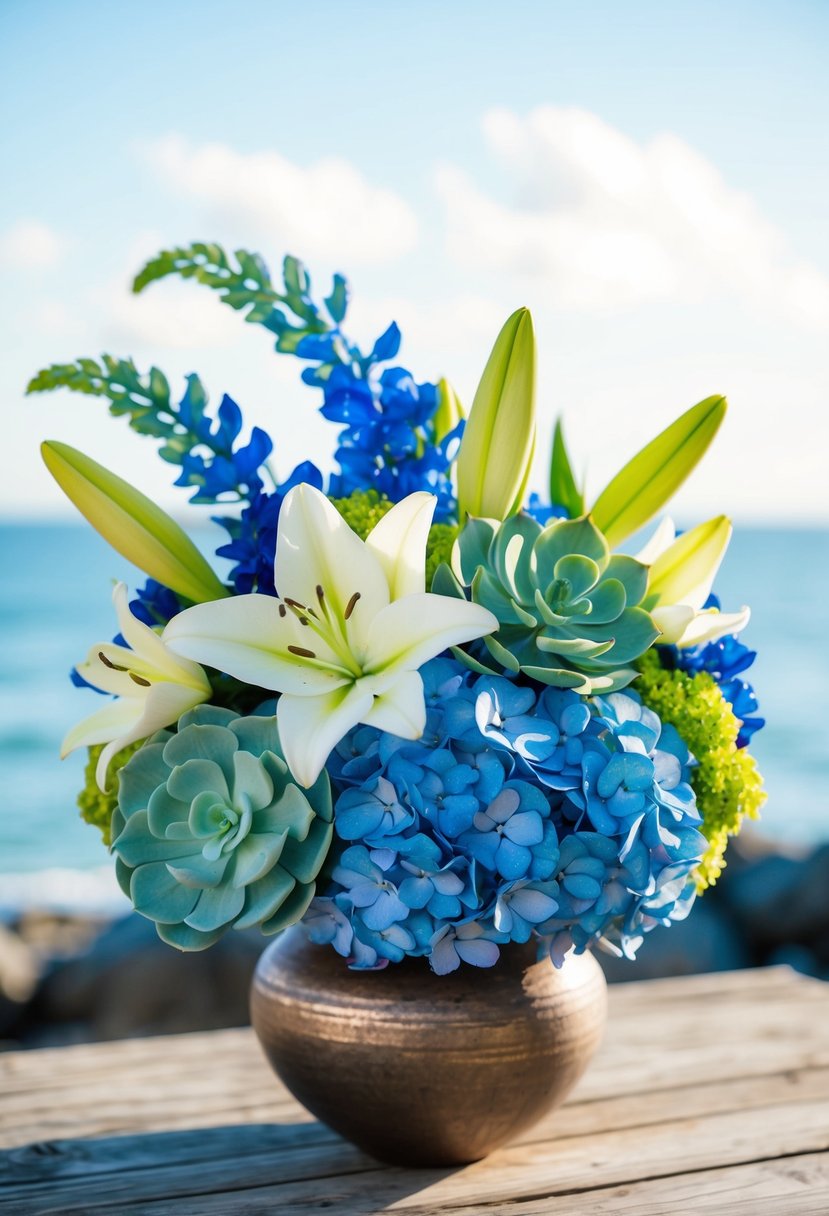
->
453;513;659;694
110;705;333;950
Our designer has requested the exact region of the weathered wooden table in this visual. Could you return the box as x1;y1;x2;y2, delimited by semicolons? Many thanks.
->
1;967;827;1214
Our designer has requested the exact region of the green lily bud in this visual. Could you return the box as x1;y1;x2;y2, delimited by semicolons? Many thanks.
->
42;440;228;603
456;308;536;521
433;377;465;443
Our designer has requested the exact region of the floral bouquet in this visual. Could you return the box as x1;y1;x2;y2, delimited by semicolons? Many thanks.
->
32;243;766;976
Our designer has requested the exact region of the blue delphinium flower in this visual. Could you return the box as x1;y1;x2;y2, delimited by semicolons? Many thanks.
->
172;381;273;504
213;461;323;595
525;493;569;525
297;314;461;520
668;594;764;747
305;656;705;973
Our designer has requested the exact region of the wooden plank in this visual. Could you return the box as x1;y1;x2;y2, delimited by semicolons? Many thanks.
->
4;1065;829;1191
397;1153;829;1216
3;1085;829;1213
3;988;828;1148
2;967;817;1091
0;967;826;1214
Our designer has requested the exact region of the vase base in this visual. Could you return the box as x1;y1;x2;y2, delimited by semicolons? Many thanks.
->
251;929;607;1166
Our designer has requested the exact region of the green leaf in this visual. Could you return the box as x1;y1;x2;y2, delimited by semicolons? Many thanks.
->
41;441;228;604
549;418;584;517
456;308;537;521
130;242;332;342
590;395;727;547
27;355;180;443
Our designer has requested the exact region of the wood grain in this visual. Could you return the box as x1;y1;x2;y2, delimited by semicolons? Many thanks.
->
1;965;827;1214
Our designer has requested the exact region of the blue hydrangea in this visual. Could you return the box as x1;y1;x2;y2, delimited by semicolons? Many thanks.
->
303;657;703;973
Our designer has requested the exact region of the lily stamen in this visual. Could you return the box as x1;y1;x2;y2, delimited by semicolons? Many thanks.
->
344;592;361;620
129;672;151;687
99;651;127;672
288;645;317;659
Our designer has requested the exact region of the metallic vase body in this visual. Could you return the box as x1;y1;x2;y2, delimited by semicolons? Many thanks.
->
251;929;607;1166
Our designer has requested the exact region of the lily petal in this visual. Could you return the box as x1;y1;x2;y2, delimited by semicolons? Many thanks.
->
362;671;427;739
634;517;676;564
650;604;696;645
275;483;389;621
645;516;731;613
365;594;497;674
365;492;436;599
277;685;376;787
96;680;210;790
676;606;751;647
112;583;208;690
164;594;350;694
61;698;142;759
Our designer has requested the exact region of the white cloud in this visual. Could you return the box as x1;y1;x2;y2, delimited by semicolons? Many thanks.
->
139;134;418;266
437;106;829;328
88;229;241;352
0;220;63;269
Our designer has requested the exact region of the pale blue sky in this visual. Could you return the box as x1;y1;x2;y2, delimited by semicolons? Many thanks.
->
3;0;828;522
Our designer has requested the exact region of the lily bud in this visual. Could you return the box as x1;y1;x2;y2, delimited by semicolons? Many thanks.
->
42;441;228;604
456;308;536;521
433;377;465;443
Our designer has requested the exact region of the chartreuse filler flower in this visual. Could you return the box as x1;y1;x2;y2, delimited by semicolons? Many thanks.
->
35;239;765;966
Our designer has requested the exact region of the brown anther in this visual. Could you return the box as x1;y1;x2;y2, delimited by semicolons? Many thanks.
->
316;584;325;602
278;604;287;618
288;645;317;659
98;651;127;671
344;592;361;620
129;672;151;687
284;597;306;610
299;616;310;626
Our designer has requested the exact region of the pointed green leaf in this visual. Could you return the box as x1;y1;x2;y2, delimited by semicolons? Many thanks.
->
644;515;732;611
549;418;584;517
41;441;228;604
591;395;727;547
456;308;537;521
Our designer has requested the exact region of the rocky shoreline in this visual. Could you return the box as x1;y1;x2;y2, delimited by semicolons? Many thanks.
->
2;829;827;1050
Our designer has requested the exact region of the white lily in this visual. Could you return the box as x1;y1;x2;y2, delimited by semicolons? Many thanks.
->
163;484;498;787
63;582;211;790
637;516;750;647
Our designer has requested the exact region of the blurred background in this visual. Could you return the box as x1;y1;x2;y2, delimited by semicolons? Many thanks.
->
1;0;827;1047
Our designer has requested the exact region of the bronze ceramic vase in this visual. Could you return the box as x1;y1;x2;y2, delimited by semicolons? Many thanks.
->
250;928;607;1166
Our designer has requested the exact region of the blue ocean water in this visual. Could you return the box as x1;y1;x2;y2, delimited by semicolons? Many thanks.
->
0;522;827;911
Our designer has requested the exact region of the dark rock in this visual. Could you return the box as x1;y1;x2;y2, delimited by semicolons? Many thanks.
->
598;895;751;984
719;844;829;949
23;913;264;1046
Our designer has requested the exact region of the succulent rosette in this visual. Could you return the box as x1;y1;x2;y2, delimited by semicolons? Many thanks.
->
37;240;765;969
110;706;333;949
453;513;658;694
